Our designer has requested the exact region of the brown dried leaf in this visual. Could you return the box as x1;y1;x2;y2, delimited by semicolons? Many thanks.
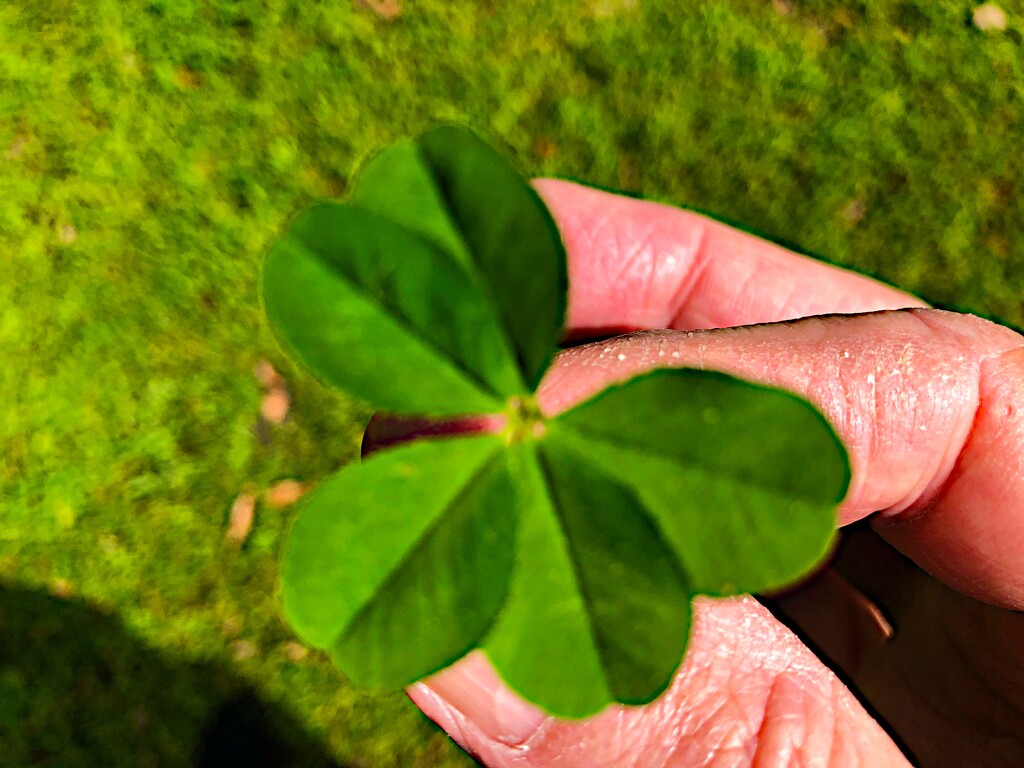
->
356;0;401;20
226;492;256;545
283;641;309;662
231;639;258;661
260;387;290;424
974;3;1008;32
253;359;283;390
221;615;244;638
265;479;306;508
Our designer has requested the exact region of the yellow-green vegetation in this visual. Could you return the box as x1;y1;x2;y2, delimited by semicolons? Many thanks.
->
1;0;1022;765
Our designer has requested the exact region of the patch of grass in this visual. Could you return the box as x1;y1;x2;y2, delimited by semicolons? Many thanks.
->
2;0;1023;764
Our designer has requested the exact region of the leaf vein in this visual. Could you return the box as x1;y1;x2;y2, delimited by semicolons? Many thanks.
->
416;144;535;392
557;422;832;505
279;235;504;407
333;444;504;648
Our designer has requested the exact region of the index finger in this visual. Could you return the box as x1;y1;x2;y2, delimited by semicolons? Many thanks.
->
534;178;927;335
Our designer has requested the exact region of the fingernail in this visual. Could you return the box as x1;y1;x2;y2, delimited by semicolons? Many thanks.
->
425;654;548;746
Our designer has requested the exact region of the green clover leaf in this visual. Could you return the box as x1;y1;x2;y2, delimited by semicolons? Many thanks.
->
262;125;850;718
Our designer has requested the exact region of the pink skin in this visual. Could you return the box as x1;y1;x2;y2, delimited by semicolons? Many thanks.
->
368;180;1024;766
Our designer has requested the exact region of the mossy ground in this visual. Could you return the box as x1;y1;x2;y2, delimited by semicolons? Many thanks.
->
2;1;1023;765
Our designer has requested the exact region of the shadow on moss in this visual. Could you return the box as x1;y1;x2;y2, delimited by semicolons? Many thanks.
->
0;584;343;768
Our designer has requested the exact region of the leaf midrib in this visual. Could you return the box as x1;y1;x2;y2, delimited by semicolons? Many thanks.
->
528;442;619;702
279;235;506;408
554;424;838;595
332;440;505;648
555;420;843;506
413;144;535;392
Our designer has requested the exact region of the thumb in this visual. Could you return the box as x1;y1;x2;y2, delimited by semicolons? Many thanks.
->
410;597;907;767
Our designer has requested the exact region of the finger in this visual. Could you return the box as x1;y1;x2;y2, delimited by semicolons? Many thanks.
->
410;596;909;767
876;344;1024;608
537;308;1024;609
532;179;926;336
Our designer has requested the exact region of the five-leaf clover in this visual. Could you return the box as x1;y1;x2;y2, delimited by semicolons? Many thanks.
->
261;125;850;718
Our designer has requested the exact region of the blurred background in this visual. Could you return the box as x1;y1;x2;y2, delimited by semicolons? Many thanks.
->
2;1;1023;765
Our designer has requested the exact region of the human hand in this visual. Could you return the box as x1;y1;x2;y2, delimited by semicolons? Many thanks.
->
400;180;1024;767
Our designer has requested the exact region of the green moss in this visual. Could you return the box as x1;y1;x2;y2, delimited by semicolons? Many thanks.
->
2;0;1023;764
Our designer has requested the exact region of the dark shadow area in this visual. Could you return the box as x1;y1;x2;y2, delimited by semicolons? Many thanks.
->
0;584;343;768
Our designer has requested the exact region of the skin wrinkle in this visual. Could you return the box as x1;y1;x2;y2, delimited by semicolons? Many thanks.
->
607;719;638;768
867;342;880;465
720;261;762;331
819;320;948;517
757;673;821;768
750;677;794;768
684;688;749;765
658;627;730;767
557;206;612;332
887;371;977;522
638;228;663;327
713;688;765;764
880;309;1023;517
635;217;708;330
674;600;873;768
651;674;724;763
770;275;804;331
691;617;870;767
823;686;843;768
611;222;657;313
870;330;1024;608
535;179;922;337
833;346;859;474
631;711;664;768
658;711;700;767
665;220;711;330
426;689;477;762
808;680;844;768
557;201;703;334
759;673;870;768
676;232;916;333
